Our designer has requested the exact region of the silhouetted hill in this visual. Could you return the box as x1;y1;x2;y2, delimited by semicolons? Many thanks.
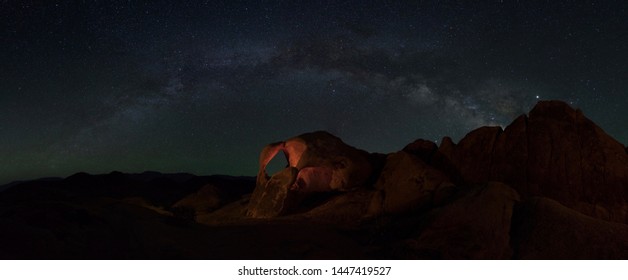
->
1;101;627;259
0;177;62;193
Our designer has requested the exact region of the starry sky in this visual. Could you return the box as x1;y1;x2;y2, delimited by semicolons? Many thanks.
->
1;1;627;184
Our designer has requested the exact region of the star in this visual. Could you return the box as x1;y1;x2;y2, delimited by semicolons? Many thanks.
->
0;1;626;184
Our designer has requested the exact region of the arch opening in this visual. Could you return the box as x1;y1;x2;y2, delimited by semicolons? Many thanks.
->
266;150;289;175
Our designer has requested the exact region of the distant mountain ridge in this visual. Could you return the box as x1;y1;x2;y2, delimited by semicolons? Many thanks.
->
0;177;62;193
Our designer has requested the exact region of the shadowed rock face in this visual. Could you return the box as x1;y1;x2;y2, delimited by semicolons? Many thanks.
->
248;131;375;218
373;151;453;214
425;101;628;223
512;197;628;259
402;139;438;163
409;182;520;259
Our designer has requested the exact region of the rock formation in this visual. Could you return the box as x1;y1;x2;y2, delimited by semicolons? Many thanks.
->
2;100;628;259
247;131;376;218
421;101;628;223
402;139;437;162
512;197;628;259
409;182;520;259
373;151;453;214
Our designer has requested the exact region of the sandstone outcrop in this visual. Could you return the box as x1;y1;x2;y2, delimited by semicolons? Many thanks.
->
373;151;453;214
512;197;628;259
402;139;437;162
408;182;520;259
248;131;376;218
420;101;628;223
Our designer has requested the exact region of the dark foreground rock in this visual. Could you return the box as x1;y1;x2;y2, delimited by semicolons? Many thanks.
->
408;182;520;259
373;151;453;214
512;197;628;259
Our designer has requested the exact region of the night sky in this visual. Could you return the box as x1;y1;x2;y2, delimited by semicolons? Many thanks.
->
2;1;627;184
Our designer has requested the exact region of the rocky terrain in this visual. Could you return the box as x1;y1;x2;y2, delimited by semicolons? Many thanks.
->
1;100;627;259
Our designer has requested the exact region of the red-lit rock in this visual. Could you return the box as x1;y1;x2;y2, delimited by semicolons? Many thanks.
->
248;131;375;218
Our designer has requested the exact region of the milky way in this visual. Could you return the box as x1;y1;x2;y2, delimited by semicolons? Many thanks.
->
2;1;627;184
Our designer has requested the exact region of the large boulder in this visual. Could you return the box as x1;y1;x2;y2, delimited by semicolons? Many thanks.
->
429;136;464;185
512;197;628;259
248;131;376;218
402;139;437;163
408;182;520;259
297;189;379;227
445;126;503;185
373;151;453;214
489;115;529;189
421;101;628;223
